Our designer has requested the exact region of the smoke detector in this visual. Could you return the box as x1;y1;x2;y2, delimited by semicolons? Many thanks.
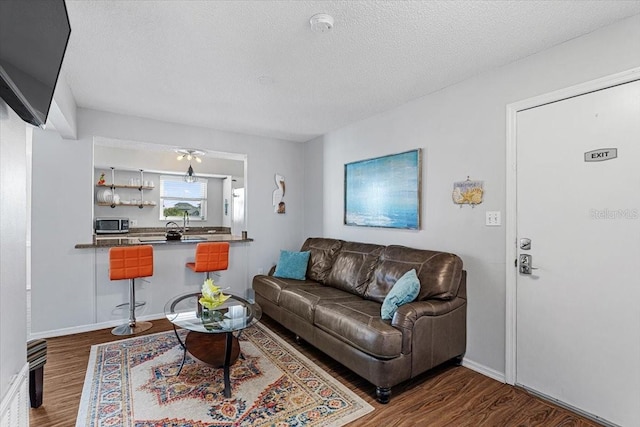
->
309;13;334;33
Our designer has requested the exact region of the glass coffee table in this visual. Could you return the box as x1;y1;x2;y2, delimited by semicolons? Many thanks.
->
164;292;262;398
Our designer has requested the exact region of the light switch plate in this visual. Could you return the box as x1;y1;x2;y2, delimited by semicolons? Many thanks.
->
486;211;501;226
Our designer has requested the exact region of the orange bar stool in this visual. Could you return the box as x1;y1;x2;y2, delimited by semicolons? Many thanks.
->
109;245;154;336
186;242;230;280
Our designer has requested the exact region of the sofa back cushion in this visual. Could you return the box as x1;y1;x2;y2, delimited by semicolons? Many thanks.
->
300;238;344;283
325;242;385;296
364;245;463;303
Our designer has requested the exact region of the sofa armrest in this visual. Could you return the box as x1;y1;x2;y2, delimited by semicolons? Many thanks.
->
392;298;466;354
393;298;465;327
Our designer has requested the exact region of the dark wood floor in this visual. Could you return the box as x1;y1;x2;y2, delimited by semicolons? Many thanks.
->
30;316;601;426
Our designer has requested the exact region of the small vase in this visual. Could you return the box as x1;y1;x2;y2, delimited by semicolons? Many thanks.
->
201;307;224;331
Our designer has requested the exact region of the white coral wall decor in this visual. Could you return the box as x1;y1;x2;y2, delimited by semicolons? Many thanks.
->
272;173;286;214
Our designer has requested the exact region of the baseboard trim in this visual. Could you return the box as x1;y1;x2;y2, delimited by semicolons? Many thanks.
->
461;358;506;383
0;362;29;427
28;313;167;340
517;384;620;427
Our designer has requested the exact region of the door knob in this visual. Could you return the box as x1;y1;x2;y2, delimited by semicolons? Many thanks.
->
519;254;539;275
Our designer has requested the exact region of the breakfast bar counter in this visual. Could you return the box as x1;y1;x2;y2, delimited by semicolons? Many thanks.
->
74;227;252;248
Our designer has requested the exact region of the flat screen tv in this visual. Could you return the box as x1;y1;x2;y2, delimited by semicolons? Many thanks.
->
0;0;71;128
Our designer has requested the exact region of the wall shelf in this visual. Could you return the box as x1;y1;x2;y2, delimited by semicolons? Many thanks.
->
96;202;156;207
95;167;155;209
96;184;154;190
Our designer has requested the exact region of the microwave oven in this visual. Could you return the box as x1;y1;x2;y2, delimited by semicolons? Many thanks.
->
95;217;129;234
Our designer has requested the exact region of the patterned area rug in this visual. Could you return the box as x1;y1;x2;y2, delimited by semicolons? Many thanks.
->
76;323;373;426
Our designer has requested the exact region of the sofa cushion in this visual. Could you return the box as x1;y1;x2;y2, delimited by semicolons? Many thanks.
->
325;242;384;296
273;250;311;280
279;284;361;323
300;238;344;283
252;275;318;305
381;269;420;320
365;246;463;303
315;300;403;359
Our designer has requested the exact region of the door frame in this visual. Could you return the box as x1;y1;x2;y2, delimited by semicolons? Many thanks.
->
504;67;640;385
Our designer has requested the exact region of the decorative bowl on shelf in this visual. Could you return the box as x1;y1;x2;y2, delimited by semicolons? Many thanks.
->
96;189;112;203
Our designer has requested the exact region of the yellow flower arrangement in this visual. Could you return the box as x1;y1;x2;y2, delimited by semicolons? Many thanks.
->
198;278;230;310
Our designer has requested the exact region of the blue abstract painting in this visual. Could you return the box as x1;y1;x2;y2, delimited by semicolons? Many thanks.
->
344;149;421;229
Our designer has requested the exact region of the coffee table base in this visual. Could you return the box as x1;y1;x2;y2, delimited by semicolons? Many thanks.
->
185;332;240;367
176;330;241;398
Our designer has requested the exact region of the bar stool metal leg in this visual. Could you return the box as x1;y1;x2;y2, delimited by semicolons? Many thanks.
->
112;278;152;335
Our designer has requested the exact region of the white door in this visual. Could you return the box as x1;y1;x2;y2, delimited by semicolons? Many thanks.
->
516;79;640;426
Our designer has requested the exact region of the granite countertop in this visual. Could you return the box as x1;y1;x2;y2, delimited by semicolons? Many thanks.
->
75;226;253;248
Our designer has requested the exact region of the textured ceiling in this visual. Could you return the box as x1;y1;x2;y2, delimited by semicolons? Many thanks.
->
61;1;640;142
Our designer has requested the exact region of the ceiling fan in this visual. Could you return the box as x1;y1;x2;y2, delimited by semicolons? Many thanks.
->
175;149;204;163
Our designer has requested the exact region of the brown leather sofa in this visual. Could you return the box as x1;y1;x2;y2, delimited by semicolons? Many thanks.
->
252;238;467;403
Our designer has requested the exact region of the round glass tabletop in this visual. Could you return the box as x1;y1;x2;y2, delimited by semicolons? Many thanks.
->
164;292;261;334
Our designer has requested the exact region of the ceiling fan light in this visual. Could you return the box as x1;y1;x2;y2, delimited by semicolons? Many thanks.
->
176;149;204;160
196;157;202;163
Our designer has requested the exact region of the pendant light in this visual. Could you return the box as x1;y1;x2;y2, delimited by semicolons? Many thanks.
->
176;149;203;183
184;162;197;183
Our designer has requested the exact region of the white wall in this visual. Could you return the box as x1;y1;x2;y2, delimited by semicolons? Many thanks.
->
305;14;640;376
94;144;244;179
30;108;305;334
303;137;324;238
30;130;96;332
0;102;28;397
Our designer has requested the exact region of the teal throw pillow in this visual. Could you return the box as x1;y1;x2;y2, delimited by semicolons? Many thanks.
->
273;250;311;280
381;269;420;320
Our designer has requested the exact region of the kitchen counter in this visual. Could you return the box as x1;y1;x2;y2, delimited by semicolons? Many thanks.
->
75;227;252;248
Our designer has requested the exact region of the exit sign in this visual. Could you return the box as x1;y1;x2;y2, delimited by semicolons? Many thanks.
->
584;148;617;162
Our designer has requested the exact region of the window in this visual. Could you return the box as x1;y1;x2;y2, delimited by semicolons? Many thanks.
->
159;175;208;221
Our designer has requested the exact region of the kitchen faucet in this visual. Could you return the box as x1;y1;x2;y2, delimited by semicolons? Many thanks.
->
183;211;189;233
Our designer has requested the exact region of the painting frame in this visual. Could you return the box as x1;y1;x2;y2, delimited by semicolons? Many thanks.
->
344;149;422;230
